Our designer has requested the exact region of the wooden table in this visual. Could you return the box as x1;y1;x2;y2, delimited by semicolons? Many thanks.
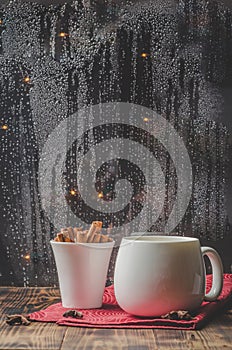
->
0;287;231;350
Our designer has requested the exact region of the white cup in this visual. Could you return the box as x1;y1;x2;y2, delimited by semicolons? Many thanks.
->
51;240;115;308
114;235;223;317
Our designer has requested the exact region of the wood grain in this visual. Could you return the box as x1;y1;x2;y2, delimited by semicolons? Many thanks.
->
0;287;66;350
0;287;231;350
61;328;157;350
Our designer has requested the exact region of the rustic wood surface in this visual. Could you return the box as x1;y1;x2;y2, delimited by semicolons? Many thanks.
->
0;287;231;350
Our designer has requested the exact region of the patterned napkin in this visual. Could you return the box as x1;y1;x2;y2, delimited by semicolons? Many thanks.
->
29;274;232;330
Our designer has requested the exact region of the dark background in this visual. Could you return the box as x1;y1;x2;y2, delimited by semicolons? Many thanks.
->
0;0;232;286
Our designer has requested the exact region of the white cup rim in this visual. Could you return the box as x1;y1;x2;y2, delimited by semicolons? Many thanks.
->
122;235;199;243
50;239;115;249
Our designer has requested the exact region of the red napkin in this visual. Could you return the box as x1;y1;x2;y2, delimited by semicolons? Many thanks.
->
29;274;232;330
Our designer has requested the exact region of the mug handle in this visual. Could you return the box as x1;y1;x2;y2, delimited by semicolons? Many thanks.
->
201;247;223;302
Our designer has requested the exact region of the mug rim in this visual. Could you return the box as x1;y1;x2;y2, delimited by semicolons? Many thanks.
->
122;235;199;243
50;239;115;249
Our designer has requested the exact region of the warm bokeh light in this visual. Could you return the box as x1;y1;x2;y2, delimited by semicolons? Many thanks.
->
23;254;30;261
1;124;8;130
59;32;69;38
23;76;31;83
143;117;149;122
0;20;3;25
98;192;104;198
141;52;149;58
69;189;77;196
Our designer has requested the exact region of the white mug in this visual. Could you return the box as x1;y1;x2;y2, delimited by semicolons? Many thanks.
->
114;235;223;317
51;240;115;308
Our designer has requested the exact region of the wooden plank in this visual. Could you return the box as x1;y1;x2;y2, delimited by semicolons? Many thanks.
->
61;328;157;350
194;312;232;350
0;287;61;317
153;329;216;350
0;322;67;350
0;288;231;350
0;287;67;350
153;329;199;350
151;311;232;350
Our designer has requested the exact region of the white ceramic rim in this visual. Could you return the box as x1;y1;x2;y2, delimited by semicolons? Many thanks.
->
122;235;199;243
50;239;115;249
